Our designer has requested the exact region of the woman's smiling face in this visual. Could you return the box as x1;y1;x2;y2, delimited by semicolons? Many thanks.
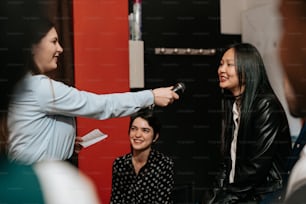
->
129;117;157;152
218;48;244;96
32;27;63;74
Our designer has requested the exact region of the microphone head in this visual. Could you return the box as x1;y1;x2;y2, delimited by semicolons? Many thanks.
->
172;82;186;94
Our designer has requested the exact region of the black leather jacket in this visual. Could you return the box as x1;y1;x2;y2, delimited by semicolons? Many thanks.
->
206;95;292;203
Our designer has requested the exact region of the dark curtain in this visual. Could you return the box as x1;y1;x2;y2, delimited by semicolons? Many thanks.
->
46;0;74;87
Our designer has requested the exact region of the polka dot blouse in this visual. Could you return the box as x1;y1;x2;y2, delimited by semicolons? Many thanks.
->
110;149;174;204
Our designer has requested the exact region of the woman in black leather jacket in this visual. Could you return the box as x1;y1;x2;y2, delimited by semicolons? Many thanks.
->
203;43;292;203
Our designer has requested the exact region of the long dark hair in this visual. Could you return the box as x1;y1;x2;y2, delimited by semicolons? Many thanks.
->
220;43;276;155
25;18;55;75
0;1;52;156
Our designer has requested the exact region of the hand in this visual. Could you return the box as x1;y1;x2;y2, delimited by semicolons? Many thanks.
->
74;136;84;154
152;86;179;107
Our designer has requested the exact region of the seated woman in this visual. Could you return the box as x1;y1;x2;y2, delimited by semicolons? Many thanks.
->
202;43;292;203
110;109;174;204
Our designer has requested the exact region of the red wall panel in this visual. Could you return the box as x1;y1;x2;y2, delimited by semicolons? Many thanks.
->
73;1;130;203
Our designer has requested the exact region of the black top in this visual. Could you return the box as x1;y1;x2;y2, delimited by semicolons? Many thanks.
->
206;95;292;203
111;149;174;204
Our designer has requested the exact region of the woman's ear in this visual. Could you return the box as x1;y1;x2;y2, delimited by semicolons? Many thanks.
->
153;133;159;143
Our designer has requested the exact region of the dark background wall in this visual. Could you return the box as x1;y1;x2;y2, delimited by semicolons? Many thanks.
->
130;0;241;203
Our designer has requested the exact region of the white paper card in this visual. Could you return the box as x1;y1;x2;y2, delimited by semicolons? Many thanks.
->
80;129;108;148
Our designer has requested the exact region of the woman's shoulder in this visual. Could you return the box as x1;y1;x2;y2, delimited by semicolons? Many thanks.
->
24;74;52;88
254;93;283;110
13;74;51;97
113;153;131;164
29;74;69;88
27;73;48;81
152;149;174;165
27;74;73;97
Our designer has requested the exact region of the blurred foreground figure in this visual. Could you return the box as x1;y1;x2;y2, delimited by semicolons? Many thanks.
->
279;0;306;203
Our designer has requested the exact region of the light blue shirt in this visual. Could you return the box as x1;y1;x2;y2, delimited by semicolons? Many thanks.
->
8;73;154;164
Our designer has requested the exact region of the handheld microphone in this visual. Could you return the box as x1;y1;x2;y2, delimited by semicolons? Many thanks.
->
172;82;186;94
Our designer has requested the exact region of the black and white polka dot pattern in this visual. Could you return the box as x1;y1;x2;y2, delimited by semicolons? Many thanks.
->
110;149;174;204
